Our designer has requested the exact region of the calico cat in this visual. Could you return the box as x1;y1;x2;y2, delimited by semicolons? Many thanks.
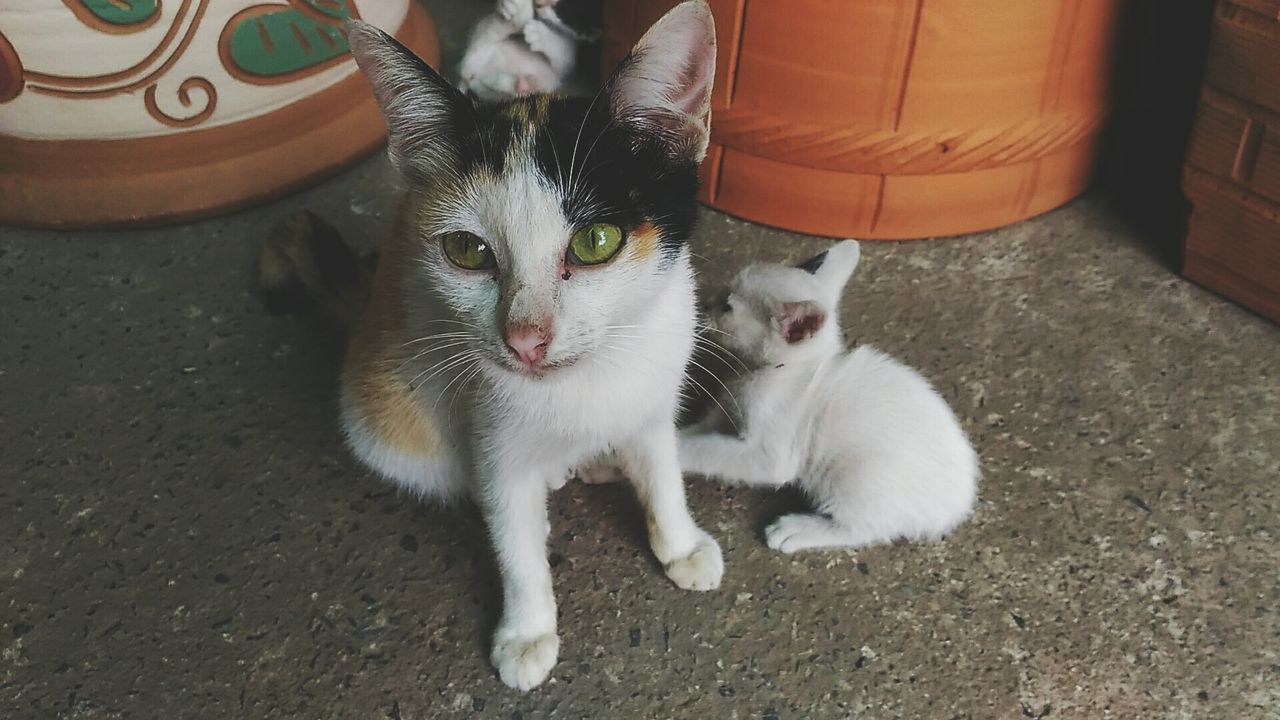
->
264;2;719;692
678;241;980;553
458;0;600;101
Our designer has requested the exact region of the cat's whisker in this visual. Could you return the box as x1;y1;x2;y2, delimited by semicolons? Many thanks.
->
597;338;737;430
542;122;567;194
566;79;610;200
405;349;479;392
599;345;667;384
448;363;485;418
401;337;474;357
416;319;476;328
390;339;476;374
692;338;748;375
431;356;481;415
604;323;748;374
417;350;484;393
685;356;742;412
569;158;611;197
401;331;473;347
682;373;740;434
571;115;617;200
408;339;474;360
695;324;735;338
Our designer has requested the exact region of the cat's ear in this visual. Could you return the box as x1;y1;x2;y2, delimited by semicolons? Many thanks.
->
775;301;826;345
346;21;467;180
798;240;861;302
606;0;717;162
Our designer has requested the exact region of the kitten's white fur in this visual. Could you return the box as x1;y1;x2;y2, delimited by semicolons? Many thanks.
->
679;241;979;553
345;3;719;691
458;0;578;101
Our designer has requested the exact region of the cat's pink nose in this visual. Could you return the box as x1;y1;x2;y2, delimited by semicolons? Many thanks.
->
504;325;550;368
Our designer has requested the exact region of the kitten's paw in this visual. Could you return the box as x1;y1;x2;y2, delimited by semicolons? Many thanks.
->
491;631;559;691
765;513;847;554
498;0;534;26
661;531;723;591
522;20;555;55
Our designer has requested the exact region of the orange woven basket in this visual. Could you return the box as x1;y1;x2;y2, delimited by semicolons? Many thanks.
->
601;0;1121;239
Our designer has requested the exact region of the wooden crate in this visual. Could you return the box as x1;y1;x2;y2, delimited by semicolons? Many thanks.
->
1182;1;1280;322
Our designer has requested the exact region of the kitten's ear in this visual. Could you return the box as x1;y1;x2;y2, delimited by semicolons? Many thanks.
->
799;240;861;303
346;21;467;179
606;1;717;162
776;301;826;345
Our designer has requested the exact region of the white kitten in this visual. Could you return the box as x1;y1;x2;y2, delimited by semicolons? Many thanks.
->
679;241;979;553
458;0;581;101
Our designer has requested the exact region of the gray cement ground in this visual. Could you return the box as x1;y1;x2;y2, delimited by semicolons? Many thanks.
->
3;2;1279;719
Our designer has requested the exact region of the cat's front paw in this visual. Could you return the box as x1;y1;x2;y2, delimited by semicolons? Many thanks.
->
491;630;559;691
661;530;723;591
765;513;847;554
497;0;534;26
522;19;555;55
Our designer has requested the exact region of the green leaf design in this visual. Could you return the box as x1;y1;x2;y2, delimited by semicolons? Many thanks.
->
72;0;159;26
228;9;351;79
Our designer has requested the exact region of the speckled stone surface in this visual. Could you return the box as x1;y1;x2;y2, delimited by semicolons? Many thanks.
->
3;4;1279;720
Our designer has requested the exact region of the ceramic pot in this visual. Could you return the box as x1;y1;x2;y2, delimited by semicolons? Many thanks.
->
0;0;439;228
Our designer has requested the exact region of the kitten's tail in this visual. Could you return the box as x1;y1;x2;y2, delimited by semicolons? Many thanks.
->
257;211;374;331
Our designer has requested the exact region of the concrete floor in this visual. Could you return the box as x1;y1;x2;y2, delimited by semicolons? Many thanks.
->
4;3;1280;719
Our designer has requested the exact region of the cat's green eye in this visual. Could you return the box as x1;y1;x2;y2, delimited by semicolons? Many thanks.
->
441;231;496;271
567;223;625;266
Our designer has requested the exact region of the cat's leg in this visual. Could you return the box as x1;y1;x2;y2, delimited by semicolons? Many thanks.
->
478;462;559;690
677;432;794;487
618;428;723;591
764;513;876;554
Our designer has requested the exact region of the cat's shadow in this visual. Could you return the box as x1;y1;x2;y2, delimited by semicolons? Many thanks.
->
749;485;811;537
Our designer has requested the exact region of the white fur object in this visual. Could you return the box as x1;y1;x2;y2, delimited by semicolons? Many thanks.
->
344;2;720;691
679;240;980;553
458;0;578;101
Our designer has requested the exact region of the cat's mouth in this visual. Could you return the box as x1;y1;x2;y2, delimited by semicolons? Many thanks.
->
493;353;582;378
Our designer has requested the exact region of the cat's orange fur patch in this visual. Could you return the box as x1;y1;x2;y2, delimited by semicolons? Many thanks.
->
629;222;660;261
343;205;443;458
